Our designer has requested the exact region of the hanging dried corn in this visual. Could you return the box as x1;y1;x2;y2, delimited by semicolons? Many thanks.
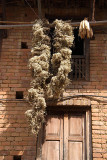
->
79;18;93;39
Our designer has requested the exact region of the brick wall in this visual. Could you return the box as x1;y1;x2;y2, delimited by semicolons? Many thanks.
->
0;6;107;160
0;7;37;160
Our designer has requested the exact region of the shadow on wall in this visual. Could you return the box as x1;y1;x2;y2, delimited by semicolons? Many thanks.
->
0;100;37;160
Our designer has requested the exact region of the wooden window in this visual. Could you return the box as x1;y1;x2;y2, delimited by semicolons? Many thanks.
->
36;108;92;160
69;28;90;81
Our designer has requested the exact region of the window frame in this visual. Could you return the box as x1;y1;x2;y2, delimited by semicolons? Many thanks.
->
71;38;90;81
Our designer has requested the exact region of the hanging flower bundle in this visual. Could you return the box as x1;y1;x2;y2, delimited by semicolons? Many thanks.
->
25;19;50;135
25;19;74;136
48;20;74;99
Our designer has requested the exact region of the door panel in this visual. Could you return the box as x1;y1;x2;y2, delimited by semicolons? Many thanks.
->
64;114;85;160
42;141;60;160
36;112;86;160
68;114;85;160
68;142;82;160
36;114;63;160
68;115;83;136
46;115;61;136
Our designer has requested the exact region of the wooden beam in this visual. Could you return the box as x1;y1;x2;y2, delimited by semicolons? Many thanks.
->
37;0;42;19
71;20;107;27
0;20;107;29
0;21;33;24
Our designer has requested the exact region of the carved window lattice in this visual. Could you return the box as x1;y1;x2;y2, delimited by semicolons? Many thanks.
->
70;39;90;81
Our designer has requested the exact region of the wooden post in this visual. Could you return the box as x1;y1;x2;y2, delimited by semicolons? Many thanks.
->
1;0;7;38
85;38;90;81
0;0;7;57
1;0;6;20
0;30;2;57
33;0;36;8
92;0;96;21
64;114;68;160
37;0;42;19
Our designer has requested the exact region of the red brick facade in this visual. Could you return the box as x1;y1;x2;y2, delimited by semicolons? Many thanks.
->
0;6;107;160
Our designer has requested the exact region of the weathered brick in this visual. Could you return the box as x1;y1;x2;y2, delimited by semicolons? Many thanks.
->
0;6;107;160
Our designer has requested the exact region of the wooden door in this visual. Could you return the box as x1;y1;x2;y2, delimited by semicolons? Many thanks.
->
36;112;86;160
67;114;86;160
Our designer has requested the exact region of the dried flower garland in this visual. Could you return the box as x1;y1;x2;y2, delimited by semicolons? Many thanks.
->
25;19;50;135
25;19;74;136
48;20;74;99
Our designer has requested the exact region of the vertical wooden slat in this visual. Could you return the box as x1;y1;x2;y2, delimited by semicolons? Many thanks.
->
79;59;81;79
65;0;68;7
89;110;93;160
92;0;96;21
33;0;36;8
72;58;75;79
75;59;77;79
85;38;90;81
89;0;93;20
36;125;43;160
83;114;86;160
81;58;84;79
2;0;6;20
64;114;68;160
37;0;42;19
0;30;2;57
0;0;6;57
86;110;93;160
82;58;85;79
86;111;89;160
60;116;63;160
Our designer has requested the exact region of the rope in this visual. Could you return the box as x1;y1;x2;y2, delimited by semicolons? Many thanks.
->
24;0;38;18
1;94;107;102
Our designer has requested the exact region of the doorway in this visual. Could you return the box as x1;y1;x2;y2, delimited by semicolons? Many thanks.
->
36;108;92;160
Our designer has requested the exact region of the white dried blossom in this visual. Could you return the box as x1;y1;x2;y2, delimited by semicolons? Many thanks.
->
25;19;74;136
